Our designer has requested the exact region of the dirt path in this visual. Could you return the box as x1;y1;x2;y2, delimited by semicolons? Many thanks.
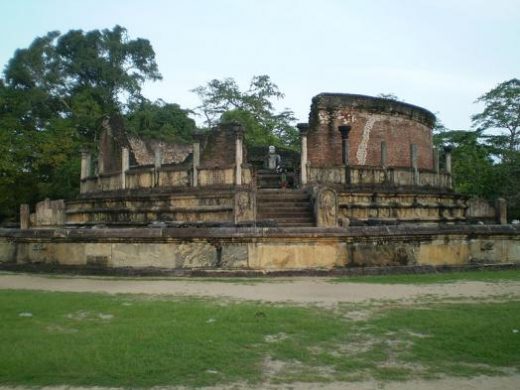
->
1;272;519;305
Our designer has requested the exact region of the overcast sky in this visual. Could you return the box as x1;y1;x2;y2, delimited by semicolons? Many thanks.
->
1;0;519;129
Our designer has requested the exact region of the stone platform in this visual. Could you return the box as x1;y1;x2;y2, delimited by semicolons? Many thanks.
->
1;225;519;271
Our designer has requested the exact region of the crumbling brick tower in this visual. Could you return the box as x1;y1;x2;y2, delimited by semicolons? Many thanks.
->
306;93;436;170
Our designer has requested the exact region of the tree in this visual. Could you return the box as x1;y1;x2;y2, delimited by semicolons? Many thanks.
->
472;78;520;153
126;99;196;143
4;25;162;141
470;79;520;220
0;26;162;222
434;130;496;199
192;75;298;149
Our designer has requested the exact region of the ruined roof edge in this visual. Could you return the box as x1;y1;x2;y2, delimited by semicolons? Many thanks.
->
312;93;436;127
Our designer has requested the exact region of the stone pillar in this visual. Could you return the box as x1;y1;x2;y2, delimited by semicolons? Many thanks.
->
121;147;129;189
98;150;105;175
380;141;387;167
443;145;453;189
153;148;162;187
433;147;440;173
443;145;453;174
496;198;507;225
338;125;351;165
338;125;351;185
20;204;30;230
297;123;309;186
80;150;91;180
233;123;244;186
192;140;200;187
410;144;419;185
154;148;162;169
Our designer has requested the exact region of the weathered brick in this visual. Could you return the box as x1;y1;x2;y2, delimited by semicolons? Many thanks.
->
307;94;435;170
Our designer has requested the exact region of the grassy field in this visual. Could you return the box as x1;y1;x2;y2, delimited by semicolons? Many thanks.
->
0;289;519;387
331;268;520;284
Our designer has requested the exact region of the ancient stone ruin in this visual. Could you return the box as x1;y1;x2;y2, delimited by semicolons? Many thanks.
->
1;93;519;271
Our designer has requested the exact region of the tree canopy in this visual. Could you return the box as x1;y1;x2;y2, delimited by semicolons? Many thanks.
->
433;78;520;219
126;99;196;143
0;26;166;222
192;75;299;149
472;78;520;153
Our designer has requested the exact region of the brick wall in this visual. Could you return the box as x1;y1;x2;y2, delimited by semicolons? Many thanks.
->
307;94;435;170
128;138;192;166
200;124;244;168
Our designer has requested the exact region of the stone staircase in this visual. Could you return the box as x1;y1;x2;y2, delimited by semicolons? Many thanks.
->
256;189;315;227
256;169;298;189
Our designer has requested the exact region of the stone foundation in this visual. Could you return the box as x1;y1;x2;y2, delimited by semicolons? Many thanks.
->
1;225;519;270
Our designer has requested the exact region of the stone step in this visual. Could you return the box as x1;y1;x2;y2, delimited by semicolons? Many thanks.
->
257;208;313;215
258;211;314;219
277;222;315;227
257;194;310;201
257;202;311;208
256;189;313;226
257;209;313;216
257;202;310;208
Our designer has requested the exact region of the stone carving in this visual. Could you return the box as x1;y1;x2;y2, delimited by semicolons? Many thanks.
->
234;189;256;224
265;145;281;171
315;187;338;227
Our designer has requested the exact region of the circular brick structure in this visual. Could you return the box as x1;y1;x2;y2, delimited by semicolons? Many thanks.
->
307;93;436;169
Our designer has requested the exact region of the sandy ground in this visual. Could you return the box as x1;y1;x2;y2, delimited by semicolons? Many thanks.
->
0;272;519;305
1;272;520;389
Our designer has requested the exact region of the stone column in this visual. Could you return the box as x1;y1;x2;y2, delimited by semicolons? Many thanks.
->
121;147;129;189
20;204;30;230
433;147;440;173
233;123;244;186
154;148;162;169
192;139;200;187
80;150;91;180
98;149;105;175
338;125;351;185
443;145;453;174
380;141;387;167
297;123;309;186
496;198;507;225
443;145;453;189
410;144;419;185
338;125;351;165
154;148;162;187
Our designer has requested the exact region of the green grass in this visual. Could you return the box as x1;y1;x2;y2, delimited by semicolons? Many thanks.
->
330;269;520;284
0;290;519;387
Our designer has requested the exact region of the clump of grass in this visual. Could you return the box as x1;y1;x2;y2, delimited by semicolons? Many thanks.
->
0;290;519;387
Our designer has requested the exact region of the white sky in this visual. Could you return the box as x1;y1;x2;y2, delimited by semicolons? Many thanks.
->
1;0;519;129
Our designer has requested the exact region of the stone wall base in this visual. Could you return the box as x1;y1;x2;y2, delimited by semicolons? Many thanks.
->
1;225;519;271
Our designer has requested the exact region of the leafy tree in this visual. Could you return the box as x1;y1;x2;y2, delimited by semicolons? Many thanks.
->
4;25;162;141
0;26;162;222
472;78;520;153
471;78;520;219
126;99;196;143
192;75;298;149
434;130;496;199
